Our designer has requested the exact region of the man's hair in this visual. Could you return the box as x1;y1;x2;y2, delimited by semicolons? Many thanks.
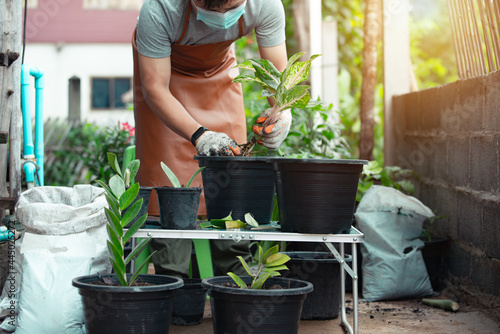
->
201;0;233;10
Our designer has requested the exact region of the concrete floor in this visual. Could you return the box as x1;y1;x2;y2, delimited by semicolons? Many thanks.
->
169;291;500;334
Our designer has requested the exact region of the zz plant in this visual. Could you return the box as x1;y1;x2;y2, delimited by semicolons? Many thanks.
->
96;152;155;286
233;52;321;155
228;244;290;289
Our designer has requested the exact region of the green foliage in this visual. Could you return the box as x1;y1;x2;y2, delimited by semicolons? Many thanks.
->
96;152;154;286
159;162;205;188
45;121;134;186
276;102;352;159
357;161;416;202
228;244;290;289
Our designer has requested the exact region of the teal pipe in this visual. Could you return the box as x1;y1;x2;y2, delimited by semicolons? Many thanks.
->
20;65;45;187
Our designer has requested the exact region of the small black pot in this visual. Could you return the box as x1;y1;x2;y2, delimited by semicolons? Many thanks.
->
202;276;313;334
124;186;152;228
282;251;352;320
194;156;276;223
155;187;202;229
72;274;183;334
171;278;207;326
421;236;449;291
271;158;367;234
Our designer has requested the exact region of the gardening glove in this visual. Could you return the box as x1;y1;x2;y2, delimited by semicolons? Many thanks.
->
195;130;242;156
252;108;292;150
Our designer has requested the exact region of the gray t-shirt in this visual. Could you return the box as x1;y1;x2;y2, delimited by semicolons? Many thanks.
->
136;0;286;58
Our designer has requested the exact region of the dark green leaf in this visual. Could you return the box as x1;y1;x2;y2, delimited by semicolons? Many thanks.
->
107;152;122;178
129;251;157;285
107;240;124;263
252;271;273;289
123;213;147;243
121;198;142;227
105;207;123;237
125;236;152;264
248;58;282;90
236;256;253;276
119;182;140;211
228;272;247;289
109;175;125;199
110;258;128;286
186;167;205;187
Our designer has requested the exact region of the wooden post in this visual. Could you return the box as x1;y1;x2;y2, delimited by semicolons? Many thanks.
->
1;0;22;215
383;0;411;166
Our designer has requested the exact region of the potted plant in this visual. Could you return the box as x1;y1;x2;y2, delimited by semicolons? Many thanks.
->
72;152;183;334
420;215;448;291
201;244;313;334
155;162;205;229
170;278;207;326
228;52;367;234
194;52;321;224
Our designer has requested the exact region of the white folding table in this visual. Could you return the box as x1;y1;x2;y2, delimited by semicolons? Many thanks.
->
133;226;364;334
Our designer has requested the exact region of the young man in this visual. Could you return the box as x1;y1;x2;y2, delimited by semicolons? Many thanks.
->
132;0;290;277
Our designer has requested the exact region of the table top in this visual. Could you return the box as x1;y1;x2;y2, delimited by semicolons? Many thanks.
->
132;225;364;243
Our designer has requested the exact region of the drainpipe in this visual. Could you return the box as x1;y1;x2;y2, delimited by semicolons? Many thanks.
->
21;64;45;188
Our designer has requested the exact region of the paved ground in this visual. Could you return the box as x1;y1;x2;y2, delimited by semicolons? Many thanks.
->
169;291;500;334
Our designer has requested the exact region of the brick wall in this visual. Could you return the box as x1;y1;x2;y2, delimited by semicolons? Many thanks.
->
390;70;500;318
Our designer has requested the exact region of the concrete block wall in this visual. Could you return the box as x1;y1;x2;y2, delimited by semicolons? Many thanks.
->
391;70;500;318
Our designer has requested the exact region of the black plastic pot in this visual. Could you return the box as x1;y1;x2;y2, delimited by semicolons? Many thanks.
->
282;251;352;320
421;236;449;291
124;186;152;228
271;158;367;234
155;187;202;229
202;276;313;334
194;156;276;223
72;274;183;334
171;278;207;326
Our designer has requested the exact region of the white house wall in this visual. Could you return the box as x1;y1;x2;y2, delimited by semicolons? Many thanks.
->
23;42;135;127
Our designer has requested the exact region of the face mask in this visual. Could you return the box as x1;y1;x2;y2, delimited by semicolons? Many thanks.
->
193;1;246;30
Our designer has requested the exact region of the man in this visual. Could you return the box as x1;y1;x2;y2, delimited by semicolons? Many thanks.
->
132;0;291;277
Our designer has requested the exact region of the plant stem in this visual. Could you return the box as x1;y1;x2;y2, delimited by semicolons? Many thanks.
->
239;137;257;156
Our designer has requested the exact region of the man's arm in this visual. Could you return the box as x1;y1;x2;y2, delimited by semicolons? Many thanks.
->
138;54;201;141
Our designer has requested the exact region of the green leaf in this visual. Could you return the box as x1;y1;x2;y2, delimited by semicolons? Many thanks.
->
105;207;123;237
263;265;288;272
199;221;215;228
121;198;143;227
256;244;263;264
104;193;120;217
107;152;122;178
96;180;113;197
228;272;248;289
244;213;259;227
233;60;255;71
129;251;157;286
276;85;311;110
125;236;152;264
160;162;181;188
262;244;279;263
233;74;264;84
123;213;147;244
110;258;128;286
221;212;233;220
109;251;126;276
236;256;253;276
126;160;140;181
252;271;273;289
282;54;321;90
109;175;125;199
186;167;205;188
119;182;140;211
266;253;291;267
106;224;122;252
248;58;282;90
107;240;124;263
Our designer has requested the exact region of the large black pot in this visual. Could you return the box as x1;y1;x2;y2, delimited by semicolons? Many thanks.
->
282;251;352;320
194;156;276;223
72;274;183;334
202;276;313;334
155;187;202;229
271;158;367;234
171;278;207;326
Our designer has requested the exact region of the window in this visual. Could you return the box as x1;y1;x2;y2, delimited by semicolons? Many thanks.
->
91;77;131;109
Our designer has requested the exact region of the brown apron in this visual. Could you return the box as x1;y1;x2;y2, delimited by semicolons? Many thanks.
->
132;4;247;216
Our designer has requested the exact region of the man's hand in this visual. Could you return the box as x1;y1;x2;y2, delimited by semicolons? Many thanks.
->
252;108;292;149
195;131;242;156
